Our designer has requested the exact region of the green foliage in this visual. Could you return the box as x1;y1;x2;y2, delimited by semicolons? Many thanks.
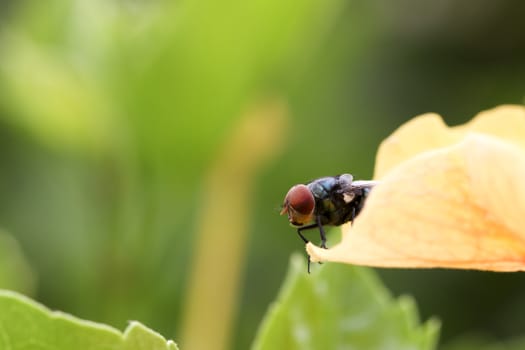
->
0;289;178;350
252;254;440;350
0;0;343;168
0;231;35;294
0;0;343;340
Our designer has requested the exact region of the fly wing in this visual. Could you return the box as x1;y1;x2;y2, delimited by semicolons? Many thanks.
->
341;180;378;203
351;180;380;189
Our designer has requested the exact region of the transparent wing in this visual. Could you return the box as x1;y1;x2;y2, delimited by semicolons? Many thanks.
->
351;180;379;190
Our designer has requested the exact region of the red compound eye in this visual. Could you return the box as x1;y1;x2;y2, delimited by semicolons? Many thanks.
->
280;184;315;226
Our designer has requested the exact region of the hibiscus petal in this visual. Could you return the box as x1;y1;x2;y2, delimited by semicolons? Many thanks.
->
374;113;458;178
375;105;525;178
307;134;525;271
457;105;525;149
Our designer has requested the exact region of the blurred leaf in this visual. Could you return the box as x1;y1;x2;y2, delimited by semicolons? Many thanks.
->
252;254;440;350
180;98;288;350
0;230;35;295
0;33;115;153
115;0;344;179
0;0;343;171
0;0;347;342
0;289;178;350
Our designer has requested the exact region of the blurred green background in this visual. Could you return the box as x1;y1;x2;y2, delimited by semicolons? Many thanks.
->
1;0;525;349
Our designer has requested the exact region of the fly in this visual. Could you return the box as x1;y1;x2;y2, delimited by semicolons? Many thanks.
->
280;174;377;272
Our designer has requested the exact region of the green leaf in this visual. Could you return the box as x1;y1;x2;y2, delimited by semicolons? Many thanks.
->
252;254;440;350
0;290;178;350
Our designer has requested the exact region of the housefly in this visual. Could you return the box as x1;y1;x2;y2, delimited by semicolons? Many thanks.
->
280;174;377;272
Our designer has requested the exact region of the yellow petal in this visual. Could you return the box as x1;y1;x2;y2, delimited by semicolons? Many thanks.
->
375;105;525;178
374;113;458;178
456;105;525;149
307;134;525;271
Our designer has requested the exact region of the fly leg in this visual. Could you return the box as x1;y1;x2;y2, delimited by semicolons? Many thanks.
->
316;215;328;249
312;216;328;273
296;223;319;244
351;207;356;225
296;223;320;274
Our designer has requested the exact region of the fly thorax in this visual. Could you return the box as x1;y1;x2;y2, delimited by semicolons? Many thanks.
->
309;182;328;199
321;197;337;212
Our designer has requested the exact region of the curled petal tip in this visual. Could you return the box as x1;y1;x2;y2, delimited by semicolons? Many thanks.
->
306;242;326;264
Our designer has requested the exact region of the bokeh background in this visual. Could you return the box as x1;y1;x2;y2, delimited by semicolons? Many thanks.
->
1;0;525;349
